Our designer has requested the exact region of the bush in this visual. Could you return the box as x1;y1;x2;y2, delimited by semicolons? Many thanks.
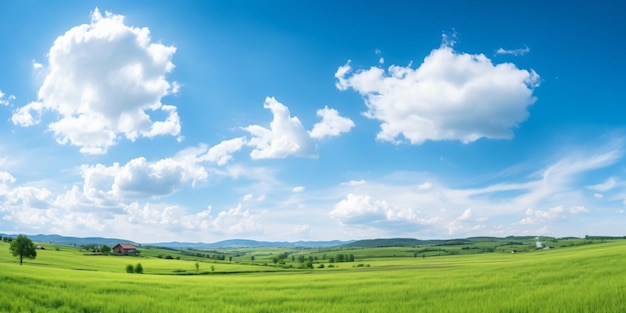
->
318;264;325;269
134;263;143;274
125;264;134;273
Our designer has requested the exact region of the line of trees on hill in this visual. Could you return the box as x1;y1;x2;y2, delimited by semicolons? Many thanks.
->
584;235;626;240
1;235;14;242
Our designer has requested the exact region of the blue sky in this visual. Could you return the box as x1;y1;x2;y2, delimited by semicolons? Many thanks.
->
0;1;625;242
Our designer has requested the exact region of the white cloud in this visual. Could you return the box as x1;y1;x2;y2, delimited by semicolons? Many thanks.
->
201;137;246;165
330;193;388;224
495;46;530;56
245;97;316;159
0;171;15;185
292;186;305;193
587;177;617;192
32;61;43;69
167;203;264;236
12;8;180;154
0;171;16;197
447;208;475;234
125;202;182;226
570;206;588;214
11;101;43;126
82;155;207;201
330;193;434;229
212;203;263;235
309;106;355;139
327;138;623;237
0;90;15;106
341;179;366;186
335;38;540;144
7;186;52;208
520;206;564;225
417;182;433;190
593;193;603;199
458;208;472;221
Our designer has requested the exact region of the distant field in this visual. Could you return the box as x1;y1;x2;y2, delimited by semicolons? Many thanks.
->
1;239;625;312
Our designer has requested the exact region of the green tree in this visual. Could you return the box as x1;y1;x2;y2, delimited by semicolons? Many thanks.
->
101;245;111;254
125;264;134;273
250;255;255;261
134;263;143;274
195;262;199;272
336;254;345;262
9;234;37;265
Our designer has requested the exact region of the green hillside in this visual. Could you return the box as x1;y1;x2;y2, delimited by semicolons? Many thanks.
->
1;238;625;312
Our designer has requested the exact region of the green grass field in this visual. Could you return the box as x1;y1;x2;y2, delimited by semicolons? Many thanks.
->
1;240;625;312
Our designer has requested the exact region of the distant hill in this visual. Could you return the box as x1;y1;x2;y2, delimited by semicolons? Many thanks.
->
3;233;582;249
340;236;555;248
0;233;352;249
0;233;136;247
341;238;473;248
147;239;354;249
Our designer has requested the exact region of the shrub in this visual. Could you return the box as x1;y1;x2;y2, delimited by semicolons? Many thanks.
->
134;263;143;274
125;264;134;273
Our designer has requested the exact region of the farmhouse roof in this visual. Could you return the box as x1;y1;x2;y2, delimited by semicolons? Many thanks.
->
114;243;136;249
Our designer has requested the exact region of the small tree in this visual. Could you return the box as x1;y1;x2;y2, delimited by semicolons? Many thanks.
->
134;263;143;274
195;262;200;272
125;264;134;273
101;245;111;254
9;234;37;265
250;255;255;261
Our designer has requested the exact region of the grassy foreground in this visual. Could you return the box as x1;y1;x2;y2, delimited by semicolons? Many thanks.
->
1;240;625;312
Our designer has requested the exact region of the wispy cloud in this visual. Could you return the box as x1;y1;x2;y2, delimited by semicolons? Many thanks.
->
496;46;530;56
328;137;624;237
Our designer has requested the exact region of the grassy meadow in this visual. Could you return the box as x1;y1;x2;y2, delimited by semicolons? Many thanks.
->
1;239;625;312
